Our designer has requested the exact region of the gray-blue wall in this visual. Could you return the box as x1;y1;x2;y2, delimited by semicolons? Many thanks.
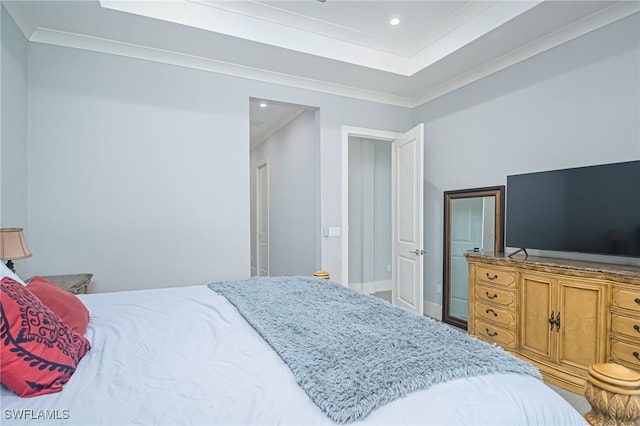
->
1;4;28;234
24;42;411;292
414;12;640;317
1;7;638;313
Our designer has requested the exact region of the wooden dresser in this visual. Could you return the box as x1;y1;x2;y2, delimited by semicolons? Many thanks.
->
466;253;640;394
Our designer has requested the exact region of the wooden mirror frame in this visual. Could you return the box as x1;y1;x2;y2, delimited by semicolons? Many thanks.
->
442;186;505;330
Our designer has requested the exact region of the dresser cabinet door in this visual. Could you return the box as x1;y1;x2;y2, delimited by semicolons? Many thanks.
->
467;255;637;395
556;279;606;373
519;274;554;362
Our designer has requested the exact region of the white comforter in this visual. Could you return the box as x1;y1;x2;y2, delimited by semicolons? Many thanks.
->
1;285;587;425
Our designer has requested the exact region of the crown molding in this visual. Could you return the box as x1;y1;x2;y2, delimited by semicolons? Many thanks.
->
103;0;547;78
411;1;640;107
2;1;36;39
105;0;544;78
100;0;412;76
28;27;413;108
406;1;495;57
4;0;637;110
407;0;542;75
191;0;407;56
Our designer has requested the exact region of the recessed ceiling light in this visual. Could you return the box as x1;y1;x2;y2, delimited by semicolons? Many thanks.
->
390;18;400;26
259;102;268;108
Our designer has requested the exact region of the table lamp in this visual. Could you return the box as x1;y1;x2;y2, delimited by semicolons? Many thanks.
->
0;228;32;272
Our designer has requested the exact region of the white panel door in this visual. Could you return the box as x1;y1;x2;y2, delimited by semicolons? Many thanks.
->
257;163;269;276
392;124;424;315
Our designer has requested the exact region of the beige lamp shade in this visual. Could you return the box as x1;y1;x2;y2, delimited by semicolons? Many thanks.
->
0;228;32;261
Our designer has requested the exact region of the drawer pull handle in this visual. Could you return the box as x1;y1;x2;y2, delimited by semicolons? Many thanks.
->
636;298;640;305
485;308;498;317
486;273;498;280
634;324;640;333
485;291;498;300
634;352;640;361
486;328;498;337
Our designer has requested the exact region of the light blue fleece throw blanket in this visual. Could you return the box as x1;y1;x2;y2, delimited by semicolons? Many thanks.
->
208;276;541;423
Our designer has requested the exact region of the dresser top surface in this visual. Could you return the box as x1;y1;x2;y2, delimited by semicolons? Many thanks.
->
465;252;640;281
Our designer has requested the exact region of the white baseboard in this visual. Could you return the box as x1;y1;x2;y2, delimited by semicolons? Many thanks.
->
349;282;363;293
363;282;375;294
423;301;442;320
368;279;391;294
350;280;391;295
379;280;392;292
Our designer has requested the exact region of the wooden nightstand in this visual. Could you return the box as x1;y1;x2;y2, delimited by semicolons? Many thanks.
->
40;273;93;295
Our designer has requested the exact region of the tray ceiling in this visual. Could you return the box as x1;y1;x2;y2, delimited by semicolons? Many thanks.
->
5;1;639;107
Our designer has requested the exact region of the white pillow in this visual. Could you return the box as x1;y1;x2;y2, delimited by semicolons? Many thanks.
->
0;261;27;286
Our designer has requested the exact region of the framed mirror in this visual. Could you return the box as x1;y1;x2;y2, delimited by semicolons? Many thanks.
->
442;186;505;330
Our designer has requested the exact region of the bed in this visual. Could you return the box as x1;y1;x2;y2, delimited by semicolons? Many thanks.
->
1;274;588;425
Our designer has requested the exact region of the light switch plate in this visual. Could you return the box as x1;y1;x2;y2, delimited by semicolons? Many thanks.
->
328;226;341;237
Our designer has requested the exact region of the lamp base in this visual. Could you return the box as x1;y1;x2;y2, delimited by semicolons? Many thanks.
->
5;259;15;272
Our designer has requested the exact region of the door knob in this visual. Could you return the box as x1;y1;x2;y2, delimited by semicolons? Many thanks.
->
409;249;425;255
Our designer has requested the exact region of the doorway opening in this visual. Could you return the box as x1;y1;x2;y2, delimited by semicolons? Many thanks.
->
249;98;320;277
341;125;425;315
347;136;392;300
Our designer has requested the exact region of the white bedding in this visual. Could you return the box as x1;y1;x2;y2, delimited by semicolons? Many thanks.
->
1;285;587;425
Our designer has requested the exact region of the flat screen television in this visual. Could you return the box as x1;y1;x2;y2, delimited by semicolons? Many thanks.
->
506;160;640;258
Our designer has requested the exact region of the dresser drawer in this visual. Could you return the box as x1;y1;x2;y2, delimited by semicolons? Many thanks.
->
475;284;516;308
474;320;516;349
611;313;640;340
475;266;516;287
476;301;516;328
610;338;640;370
612;287;640;314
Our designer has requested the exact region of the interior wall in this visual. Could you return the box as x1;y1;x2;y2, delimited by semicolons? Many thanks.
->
25;42;412;293
348;137;391;291
8;8;638;299
0;4;28;272
414;13;640;318
250;109;317;276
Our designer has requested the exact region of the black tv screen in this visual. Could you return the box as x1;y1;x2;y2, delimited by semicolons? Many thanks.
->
506;160;640;258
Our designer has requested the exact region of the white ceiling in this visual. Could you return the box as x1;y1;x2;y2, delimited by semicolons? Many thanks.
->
249;99;306;148
6;0;638;108
4;1;638;139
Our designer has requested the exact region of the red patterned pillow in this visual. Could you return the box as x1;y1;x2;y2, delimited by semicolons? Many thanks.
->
0;277;91;397
27;276;90;335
